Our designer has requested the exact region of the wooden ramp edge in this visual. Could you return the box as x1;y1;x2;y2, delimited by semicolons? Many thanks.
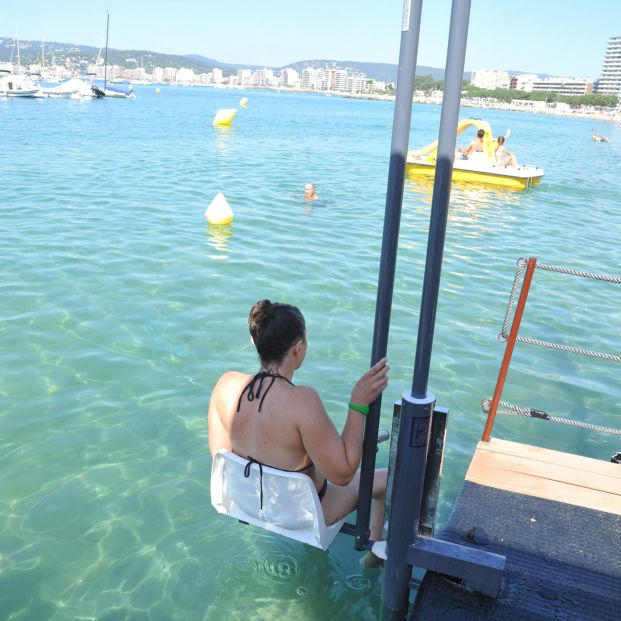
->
466;438;621;515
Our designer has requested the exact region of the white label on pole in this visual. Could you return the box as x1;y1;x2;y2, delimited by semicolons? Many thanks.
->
402;0;412;31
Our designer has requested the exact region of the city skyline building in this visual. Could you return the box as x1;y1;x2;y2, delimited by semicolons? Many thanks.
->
597;35;621;96
532;76;593;96
471;67;597;97
279;67;299;87
510;73;538;92
471;69;510;90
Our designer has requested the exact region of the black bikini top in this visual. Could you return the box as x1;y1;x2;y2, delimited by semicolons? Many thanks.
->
236;372;314;505
236;371;295;413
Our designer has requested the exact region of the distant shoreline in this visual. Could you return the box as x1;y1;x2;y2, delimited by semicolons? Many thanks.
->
192;83;621;124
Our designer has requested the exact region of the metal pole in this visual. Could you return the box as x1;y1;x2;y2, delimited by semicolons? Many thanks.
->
381;391;434;621
381;2;472;619
412;0;472;400
355;0;424;551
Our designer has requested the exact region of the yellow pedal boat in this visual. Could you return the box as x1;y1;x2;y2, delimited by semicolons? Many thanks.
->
406;119;544;190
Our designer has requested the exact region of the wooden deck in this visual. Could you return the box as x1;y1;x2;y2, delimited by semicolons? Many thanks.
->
412;438;621;620
466;438;621;515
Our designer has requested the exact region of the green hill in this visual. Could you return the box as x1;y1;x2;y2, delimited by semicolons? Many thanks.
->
0;37;452;82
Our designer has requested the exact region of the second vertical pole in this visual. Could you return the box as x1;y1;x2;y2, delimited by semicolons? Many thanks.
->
355;0;424;551
380;1;472;619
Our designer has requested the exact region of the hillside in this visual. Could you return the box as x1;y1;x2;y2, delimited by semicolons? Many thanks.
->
0;37;455;82
0;38;231;75
282;59;445;82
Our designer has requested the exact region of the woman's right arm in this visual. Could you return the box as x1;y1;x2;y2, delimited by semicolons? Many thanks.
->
296;358;389;485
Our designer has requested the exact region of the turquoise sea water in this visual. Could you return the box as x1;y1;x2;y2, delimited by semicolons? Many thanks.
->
1;87;620;620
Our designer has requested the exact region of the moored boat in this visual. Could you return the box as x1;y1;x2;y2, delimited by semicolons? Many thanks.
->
407;118;545;190
0;70;40;97
42;78;99;99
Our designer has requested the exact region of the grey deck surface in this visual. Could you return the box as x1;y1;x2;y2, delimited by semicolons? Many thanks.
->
411;481;621;620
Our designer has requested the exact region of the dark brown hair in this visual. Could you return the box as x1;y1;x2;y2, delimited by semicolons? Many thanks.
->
248;300;306;365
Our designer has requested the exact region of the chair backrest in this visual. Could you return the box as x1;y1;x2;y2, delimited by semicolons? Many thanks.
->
211;449;345;550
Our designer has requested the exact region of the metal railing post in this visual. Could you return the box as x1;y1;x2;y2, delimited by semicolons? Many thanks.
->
482;257;537;442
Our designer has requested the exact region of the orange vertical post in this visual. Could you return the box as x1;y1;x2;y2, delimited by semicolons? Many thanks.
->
482;257;537;442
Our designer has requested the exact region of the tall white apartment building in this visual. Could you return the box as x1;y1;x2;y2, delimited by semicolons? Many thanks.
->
301;67;321;89
177;68;195;83
512;73;539;92
597;35;621;96
471;69;510;90
279;67;299;87
212;68;223;84
238;69;252;85
325;68;347;91
347;76;369;93
163;67;177;82
253;68;275;86
152;66;164;82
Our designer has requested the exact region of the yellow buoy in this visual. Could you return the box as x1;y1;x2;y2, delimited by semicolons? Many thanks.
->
240;97;248;108
205;192;234;225
212;108;237;126
155;87;161;94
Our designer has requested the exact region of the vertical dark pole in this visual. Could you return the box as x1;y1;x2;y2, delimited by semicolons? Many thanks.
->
355;0;424;551
411;0;471;399
381;2;472;619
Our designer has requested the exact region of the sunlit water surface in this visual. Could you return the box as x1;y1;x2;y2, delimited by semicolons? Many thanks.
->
1;87;620;620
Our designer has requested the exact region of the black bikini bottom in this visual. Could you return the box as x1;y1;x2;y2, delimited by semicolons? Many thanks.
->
318;478;328;501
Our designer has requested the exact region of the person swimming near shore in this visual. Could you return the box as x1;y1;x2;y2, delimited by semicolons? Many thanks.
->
208;300;389;567
304;183;319;201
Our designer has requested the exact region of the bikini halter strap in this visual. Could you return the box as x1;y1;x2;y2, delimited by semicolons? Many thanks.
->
236;371;295;413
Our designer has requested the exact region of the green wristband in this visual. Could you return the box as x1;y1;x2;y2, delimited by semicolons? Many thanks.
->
348;402;369;416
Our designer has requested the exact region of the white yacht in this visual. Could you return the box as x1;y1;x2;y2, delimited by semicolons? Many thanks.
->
0;70;40;97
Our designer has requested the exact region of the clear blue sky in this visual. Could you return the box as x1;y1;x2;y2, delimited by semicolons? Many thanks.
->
5;0;620;79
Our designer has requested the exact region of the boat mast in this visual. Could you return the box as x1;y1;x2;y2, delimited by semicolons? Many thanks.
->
104;12;109;89
16;28;21;73
41;40;45;69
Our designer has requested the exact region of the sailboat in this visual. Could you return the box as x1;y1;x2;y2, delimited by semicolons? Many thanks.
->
0;31;40;97
102;13;135;99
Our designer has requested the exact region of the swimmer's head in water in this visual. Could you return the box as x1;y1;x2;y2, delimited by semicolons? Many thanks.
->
304;183;317;198
249;300;306;365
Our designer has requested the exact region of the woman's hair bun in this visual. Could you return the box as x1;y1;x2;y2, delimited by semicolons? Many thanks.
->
248;300;306;365
249;299;275;333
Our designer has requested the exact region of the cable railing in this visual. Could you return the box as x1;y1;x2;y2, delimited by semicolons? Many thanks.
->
482;257;621;442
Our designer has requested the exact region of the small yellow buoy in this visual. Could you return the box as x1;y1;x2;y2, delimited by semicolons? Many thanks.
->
240;97;248;108
212;108;237;126
205;192;234;225
155;87;161;94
